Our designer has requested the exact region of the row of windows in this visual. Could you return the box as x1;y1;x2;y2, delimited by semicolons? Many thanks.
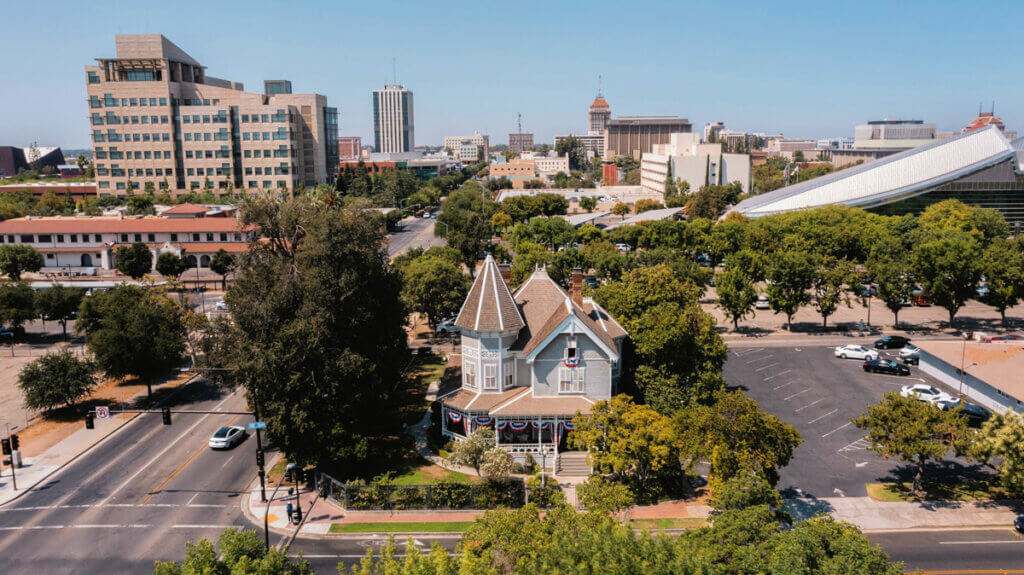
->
463;361;517;392
186;167;232;177
95;150;172;161
89;95;168;109
91;114;170;126
186;149;231;160
244;166;290;176
183;131;231;142
180;113;229;124
243;130;291;141
241;112;289;123
0;232;242;244
178;98;218;106
243;148;291;159
93;132;170;143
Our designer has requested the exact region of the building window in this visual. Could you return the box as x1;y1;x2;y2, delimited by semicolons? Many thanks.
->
192;233;200;242
94;234;102;242
503;361;514;389
56;235;64;242
70;234;77;243
464;362;477;389
147;234;155;242
484;364;497;390
120;234;128;242
20;235;33;243
134;234;141;242
559;367;585;394
170;233;177;242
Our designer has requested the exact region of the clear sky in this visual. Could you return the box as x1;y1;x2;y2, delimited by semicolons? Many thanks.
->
2;0;1021;149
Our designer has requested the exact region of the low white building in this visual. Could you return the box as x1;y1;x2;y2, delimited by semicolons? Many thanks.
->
640;133;751;195
444;133;489;163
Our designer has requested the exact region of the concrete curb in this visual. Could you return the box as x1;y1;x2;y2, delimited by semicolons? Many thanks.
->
0;372;203;508
862;525;1019;534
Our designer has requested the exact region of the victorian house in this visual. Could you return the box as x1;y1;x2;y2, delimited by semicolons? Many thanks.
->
440;255;627;473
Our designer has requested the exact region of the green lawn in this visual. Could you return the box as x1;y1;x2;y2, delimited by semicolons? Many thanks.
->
390;464;478;485
628;517;708;530
410;355;447;387
329;521;474;533
866;480;1008;502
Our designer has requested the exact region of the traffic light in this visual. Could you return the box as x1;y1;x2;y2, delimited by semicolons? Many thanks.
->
255;449;265;468
85;413;95;429
11;434;19;451
283;467;293;483
161;408;171;425
0;439;9;456
294;467;304;484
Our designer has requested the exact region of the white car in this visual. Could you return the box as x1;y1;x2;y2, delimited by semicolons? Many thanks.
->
614;243;632;252
900;384;959;405
755;295;770;310
214;299;229;311
834;345;878;361
898;344;920;359
209;426;247;449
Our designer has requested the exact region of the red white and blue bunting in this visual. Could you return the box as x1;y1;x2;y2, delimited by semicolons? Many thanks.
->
507;421;529;431
473;416;494;426
563;357;581;368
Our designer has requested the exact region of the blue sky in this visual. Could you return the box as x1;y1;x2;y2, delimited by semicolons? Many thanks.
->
2;0;1021;149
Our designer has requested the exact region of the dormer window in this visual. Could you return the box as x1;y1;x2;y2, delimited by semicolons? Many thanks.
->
565;336;577;359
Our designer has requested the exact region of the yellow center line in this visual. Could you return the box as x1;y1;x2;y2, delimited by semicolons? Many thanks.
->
140;413;242;505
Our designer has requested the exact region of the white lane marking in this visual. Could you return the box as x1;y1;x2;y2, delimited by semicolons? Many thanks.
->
73;524;150;529
822;422;853;438
783;389;810;401
0;503;182;513
808;409;839;424
26;525;63;529
172;524;244;529
0;527;22;531
220;454;236;470
747;355;775;364
794;399;824;412
189;504;228;508
187;493;199;506
764;370;792;381
939;540;1024;545
773;381;797;391
754;363;779;372
98;390;237;506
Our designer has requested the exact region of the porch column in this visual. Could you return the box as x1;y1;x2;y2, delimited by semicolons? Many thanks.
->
494;420;500;446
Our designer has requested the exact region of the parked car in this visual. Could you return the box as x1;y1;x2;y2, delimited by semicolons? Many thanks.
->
214;299;229;311
899;344;920;364
436;318;459;334
209;426;247;449
0;326;13;338
874;335;911;349
976;284;991;298
834;345;879;360
422;212;432;219
864;358;911;375
936;400;990;427
1015;515;1024;534
614;243;632;252
585;276;601;288
755;295;770;310
900;383;957;404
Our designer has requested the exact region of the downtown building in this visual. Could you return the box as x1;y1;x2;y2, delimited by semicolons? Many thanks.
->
86;34;337;195
509;132;534;155
604;116;692;159
373;84;414;153
444;133;490;163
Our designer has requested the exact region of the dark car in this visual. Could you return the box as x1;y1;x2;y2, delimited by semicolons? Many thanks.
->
874;335;911;349
937;401;990;427
1015;515;1024;534
863;358;911;375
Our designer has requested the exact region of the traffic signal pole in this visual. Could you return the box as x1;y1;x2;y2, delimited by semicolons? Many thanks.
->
5;425;15;491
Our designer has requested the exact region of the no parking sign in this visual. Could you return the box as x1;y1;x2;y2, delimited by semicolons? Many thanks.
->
95;406;110;419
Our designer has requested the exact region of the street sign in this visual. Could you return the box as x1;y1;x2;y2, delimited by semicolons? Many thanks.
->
95;406;110;419
248;421;267;430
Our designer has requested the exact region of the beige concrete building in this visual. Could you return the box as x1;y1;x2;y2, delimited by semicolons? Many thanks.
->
444;133;489;163
85;34;337;196
604;116;692;159
508;132;534;155
373;84;414;153
640;133;751;195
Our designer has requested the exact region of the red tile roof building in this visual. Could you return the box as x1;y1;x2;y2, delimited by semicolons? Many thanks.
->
0;212;252;271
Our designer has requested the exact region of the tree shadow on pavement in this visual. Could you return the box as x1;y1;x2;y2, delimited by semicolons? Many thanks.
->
783;494;834;521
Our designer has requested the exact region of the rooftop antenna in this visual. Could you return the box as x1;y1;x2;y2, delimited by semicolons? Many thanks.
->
597;74;603;97
392;58;397;85
517;112;523;135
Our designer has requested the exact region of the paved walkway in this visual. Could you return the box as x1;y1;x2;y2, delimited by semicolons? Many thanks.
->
787;496;1024;531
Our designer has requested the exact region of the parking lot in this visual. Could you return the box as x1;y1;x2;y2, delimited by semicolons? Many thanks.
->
724;343;991;497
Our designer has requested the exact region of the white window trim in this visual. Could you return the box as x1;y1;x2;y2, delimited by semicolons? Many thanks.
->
464;362;477;389
484;363;498;390
559;366;585;394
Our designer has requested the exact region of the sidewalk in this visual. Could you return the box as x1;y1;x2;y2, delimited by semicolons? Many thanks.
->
786;496;1024;531
0;372;199;506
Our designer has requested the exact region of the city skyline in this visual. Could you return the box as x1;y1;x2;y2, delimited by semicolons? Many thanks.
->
1;0;1022;149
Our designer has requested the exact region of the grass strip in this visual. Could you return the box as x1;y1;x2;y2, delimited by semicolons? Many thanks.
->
330;521;474;533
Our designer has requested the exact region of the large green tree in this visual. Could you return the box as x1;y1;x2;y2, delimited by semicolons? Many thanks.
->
979;238;1024;326
765;251;814;330
206;195;408;469
912;232;982;327
852;392;969;494
208;249;236;290
35;284;84;340
0;281;36;331
972;409;1024;497
401;255;471;328
811;257;854;328
18;351;97;411
155;252;188;280
77;285;186;396
867;239;916;328
154;528;312;574
716;266;758;331
0;244;43;280
115;242;153;280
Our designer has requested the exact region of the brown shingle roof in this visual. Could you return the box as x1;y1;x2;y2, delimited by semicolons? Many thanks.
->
441;387;529;413
490;392;595;417
454;255;524;332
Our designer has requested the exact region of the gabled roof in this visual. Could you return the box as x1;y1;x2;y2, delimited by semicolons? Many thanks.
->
732;126;1016;218
454;255;524;332
162;203;209;215
510;269;622;359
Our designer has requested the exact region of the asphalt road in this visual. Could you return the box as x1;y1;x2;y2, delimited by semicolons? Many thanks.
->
387;216;444;258
0;378;267;574
289;534;462;572
869;528;1024;572
725;344;991;498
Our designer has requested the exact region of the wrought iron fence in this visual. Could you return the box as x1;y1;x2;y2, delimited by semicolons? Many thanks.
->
316;470;562;511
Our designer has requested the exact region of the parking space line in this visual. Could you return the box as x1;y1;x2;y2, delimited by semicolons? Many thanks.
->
764;369;792;381
822;422;852;438
807;409;839;424
783;389;810;401
773;380;797;391
794;399;823;412
754;363;779;372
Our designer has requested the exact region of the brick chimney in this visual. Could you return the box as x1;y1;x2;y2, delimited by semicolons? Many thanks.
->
498;263;512;288
570;267;583;306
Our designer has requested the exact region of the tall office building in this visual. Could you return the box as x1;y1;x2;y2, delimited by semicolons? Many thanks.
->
604;116;692;159
373;85;414;153
588;92;611;136
85;34;337;195
508;132;534;155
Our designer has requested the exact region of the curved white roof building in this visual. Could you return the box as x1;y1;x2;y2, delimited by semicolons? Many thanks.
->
732;126;1024;224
